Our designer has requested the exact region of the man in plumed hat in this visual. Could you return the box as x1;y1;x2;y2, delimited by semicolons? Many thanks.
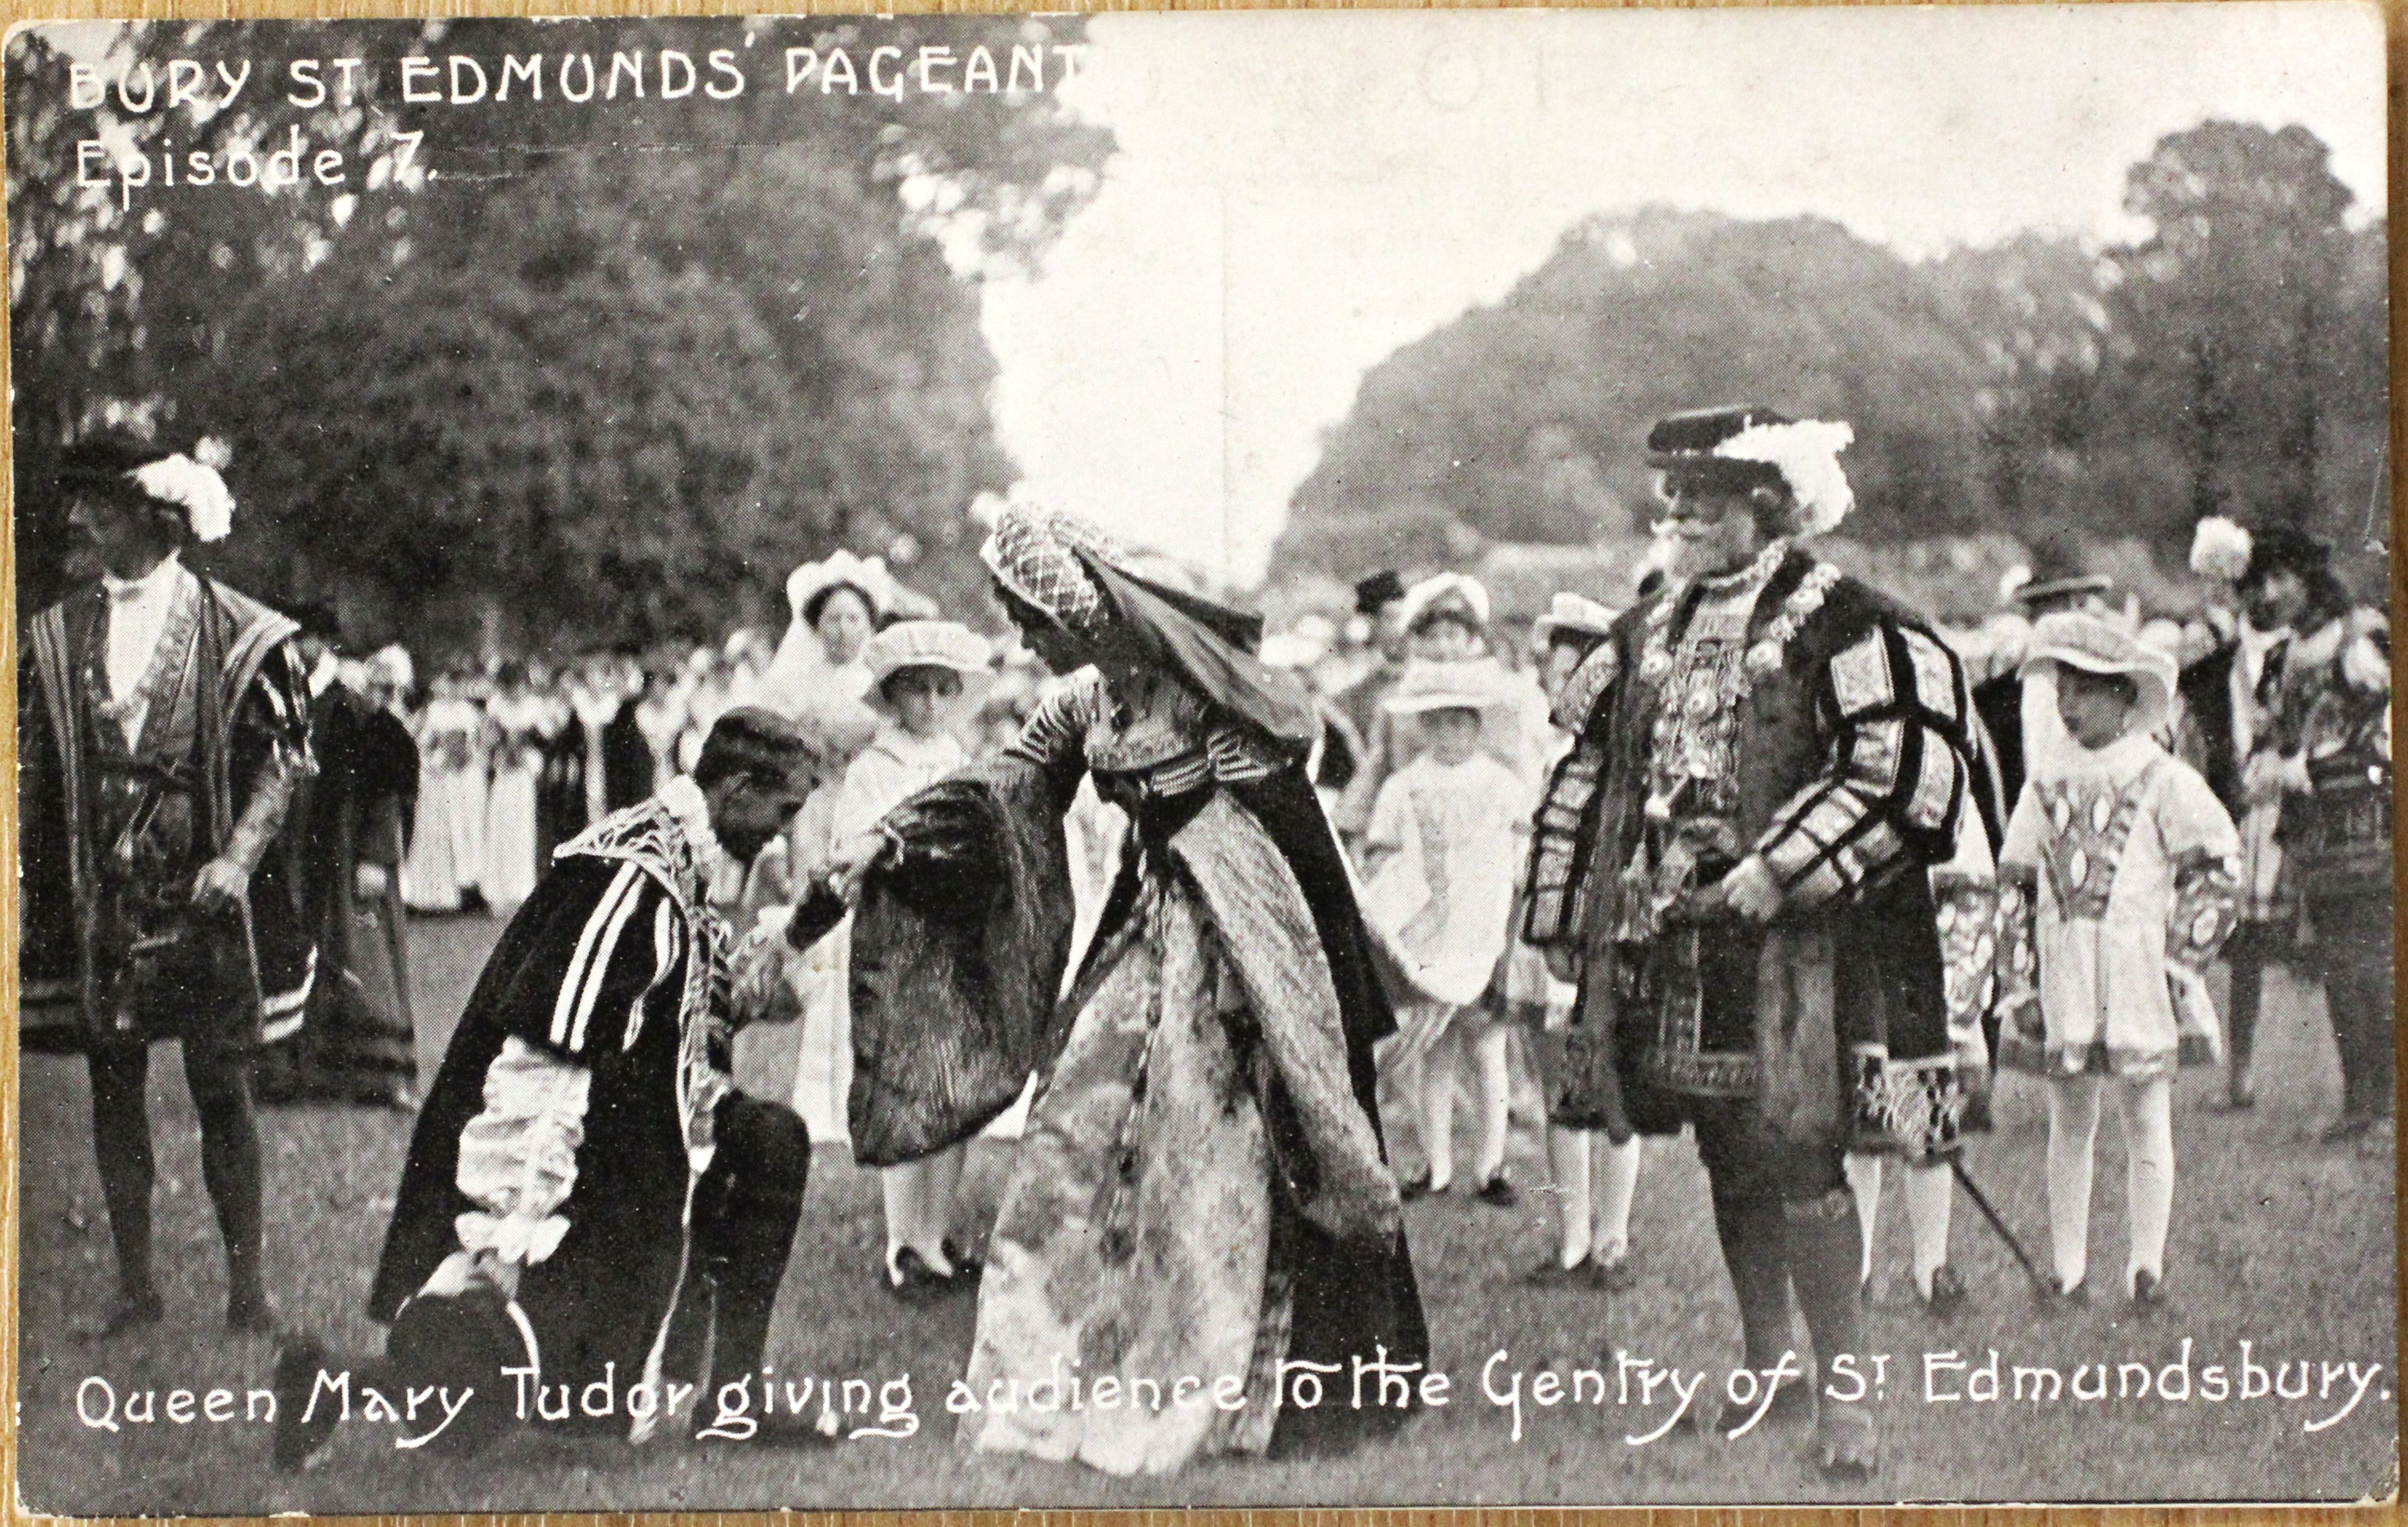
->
1526;406;1980;1477
20;433;314;1336
2185;517;2390;1136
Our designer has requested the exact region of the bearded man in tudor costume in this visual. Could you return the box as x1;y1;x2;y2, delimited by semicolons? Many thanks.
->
275;709;815;1466
1525;406;1978;1479
20;435;315;1337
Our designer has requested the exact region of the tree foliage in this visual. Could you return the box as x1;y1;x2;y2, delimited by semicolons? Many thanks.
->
9;18;1113;652
1276;122;2385;587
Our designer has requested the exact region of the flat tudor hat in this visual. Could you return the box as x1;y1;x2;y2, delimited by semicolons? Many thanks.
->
1382;657;1514;715
1395;572;1491;635
1645;404;1856;535
2020;610;2175;737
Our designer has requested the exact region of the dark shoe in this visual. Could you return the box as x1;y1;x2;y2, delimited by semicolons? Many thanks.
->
940;1239;985;1285
272;1338;337;1473
1586;1253;1638;1294
1397;1171;1436;1203
2037;1274;2089;1311
732;1407;844;1448
1474;1174;1519;1208
75;1289;164;1342
2131;1268;2169;1311
1922;1263;1968;1317
1816;1405;1878;1480
227;1289;278;1335
886;1247;953;1301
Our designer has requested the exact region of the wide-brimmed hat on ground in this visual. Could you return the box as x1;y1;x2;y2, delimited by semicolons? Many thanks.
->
2020;611;2175;737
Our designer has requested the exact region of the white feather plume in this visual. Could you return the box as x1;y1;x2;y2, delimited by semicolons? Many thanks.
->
2189;516;2254;583
1713;419;1856;534
129;453;235;543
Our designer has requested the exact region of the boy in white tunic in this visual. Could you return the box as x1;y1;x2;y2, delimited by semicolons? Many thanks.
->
1363;660;1533;1203
1996;613;2240;1308
827;620;994;1293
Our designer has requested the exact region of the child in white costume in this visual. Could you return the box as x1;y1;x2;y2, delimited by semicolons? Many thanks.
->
798;620;994;1292
1363;660;1534;1203
1996;613;2240;1306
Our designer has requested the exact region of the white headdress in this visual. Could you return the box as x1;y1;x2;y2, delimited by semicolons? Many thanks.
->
2189;516;2255;584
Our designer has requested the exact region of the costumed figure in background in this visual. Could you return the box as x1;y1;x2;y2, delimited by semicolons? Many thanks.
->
760;549;900;753
403;667;491;914
1515;593;1648;1288
1994;614;2240;1305
2218;524;2392;1142
276;709;818;1467
1525;407;1978;1477
20;435;313;1336
812;504;1427;1474
542;648;657;858
481;660;553;910
1361;660;1533;1206
809;620;997;1294
258;609;421;1108
1965;537;2123;811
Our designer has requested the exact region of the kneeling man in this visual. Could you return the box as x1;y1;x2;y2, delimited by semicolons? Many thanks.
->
278;709;814;1465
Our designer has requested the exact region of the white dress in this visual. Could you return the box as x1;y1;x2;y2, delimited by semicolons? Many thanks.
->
403;698;491;912
481;693;550;908
789;724;967;1144
1999;733;2239;1077
1361;750;1533;1009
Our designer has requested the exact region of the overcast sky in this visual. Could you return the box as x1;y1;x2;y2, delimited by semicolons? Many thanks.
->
978;3;2385;586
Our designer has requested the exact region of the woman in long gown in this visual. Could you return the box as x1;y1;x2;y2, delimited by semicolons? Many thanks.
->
403;670;490;913
479;662;551;909
820;504;1427;1475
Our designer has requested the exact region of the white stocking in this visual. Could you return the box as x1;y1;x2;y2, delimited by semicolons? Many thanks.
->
1473;1021;1514;1184
1844;1152;1884;1285
1904;1158;1955;1297
2045;1072;2106;1290
1546;1126;1593;1267
1419;1019;1461;1192
1593;1134;1643;1261
2118;1075;2175;1290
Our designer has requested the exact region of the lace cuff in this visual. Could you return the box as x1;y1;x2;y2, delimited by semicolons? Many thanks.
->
455;1037;591;1266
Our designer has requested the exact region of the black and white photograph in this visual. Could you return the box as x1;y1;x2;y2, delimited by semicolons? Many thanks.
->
7;5;2395;1511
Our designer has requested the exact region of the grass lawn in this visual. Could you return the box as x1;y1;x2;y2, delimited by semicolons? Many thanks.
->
17;912;2398;1512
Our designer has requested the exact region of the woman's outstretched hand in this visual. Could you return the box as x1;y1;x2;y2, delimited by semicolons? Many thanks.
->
823;830;889;904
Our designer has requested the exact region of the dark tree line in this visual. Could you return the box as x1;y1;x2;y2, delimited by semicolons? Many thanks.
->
1276;122;2385;587
9;17;1112;653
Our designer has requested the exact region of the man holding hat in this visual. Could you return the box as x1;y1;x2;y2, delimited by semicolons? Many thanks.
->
2187;516;2391;1140
21;433;314;1337
1527;406;1979;1477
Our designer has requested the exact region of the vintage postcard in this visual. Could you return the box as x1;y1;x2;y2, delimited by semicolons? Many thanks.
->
8;5;2394;1513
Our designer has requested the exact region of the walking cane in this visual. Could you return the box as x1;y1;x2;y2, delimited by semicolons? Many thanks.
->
1948;1155;2049;1293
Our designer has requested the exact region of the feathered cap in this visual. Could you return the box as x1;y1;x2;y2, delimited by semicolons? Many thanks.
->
2190;516;2332;590
58;432;235;544
786;549;901;626
1395;572;1491;636
979;502;1128;635
1646;405;1855;535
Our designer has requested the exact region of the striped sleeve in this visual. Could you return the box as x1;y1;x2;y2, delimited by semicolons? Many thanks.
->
504;861;681;1060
